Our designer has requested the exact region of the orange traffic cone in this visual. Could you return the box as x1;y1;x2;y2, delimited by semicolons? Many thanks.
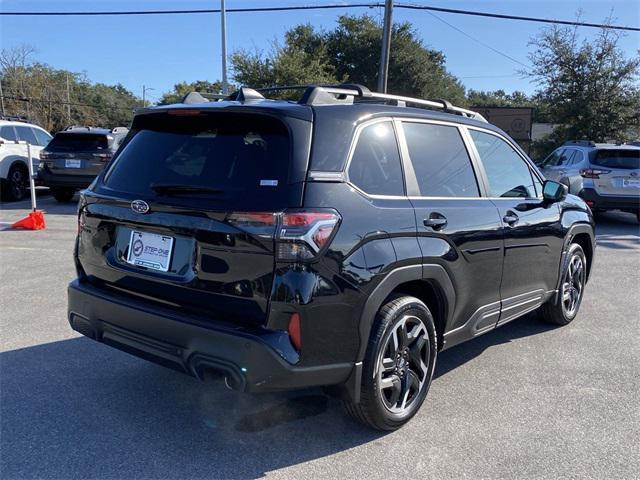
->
11;210;46;230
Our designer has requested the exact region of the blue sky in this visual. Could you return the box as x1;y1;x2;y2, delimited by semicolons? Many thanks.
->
1;0;639;103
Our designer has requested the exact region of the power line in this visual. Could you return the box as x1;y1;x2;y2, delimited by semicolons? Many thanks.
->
424;11;530;69
1;2;638;32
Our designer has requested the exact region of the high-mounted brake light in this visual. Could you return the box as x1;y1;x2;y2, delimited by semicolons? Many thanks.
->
167;109;203;116
580;168;611;179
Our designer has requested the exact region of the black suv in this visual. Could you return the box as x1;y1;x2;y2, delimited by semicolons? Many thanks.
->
39;126;129;202
68;85;595;430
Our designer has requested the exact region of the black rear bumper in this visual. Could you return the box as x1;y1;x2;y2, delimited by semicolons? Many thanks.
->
38;170;95;189
579;188;640;212
67;279;352;392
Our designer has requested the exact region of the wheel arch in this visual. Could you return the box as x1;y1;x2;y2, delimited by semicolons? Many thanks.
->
343;264;455;404
563;223;595;283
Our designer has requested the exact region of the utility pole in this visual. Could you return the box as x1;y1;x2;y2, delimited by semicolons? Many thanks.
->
221;0;229;94
377;0;393;93
0;78;5;116
142;85;154;107
66;73;71;123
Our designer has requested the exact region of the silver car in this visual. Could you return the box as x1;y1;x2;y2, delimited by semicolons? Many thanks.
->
538;141;640;221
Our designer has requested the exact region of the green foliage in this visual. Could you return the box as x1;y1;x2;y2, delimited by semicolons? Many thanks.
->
229;15;465;102
231;25;337;93
526;23;640;144
1;45;138;132
158;80;225;105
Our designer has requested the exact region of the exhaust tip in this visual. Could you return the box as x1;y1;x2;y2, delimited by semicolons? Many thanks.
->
70;314;97;340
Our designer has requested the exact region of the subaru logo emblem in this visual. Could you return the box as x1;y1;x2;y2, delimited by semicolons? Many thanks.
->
630;172;638;177
131;200;150;214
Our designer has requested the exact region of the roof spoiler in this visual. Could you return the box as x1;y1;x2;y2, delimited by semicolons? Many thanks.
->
179;84;487;122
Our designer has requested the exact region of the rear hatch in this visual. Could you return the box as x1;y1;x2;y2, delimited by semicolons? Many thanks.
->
42;132;112;176
77;108;312;327
589;148;640;196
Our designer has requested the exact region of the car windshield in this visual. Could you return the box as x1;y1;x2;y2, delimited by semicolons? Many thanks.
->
47;133;109;152
592;149;640;169
103;112;291;209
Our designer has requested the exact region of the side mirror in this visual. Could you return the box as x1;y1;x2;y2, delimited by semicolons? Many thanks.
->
542;180;567;203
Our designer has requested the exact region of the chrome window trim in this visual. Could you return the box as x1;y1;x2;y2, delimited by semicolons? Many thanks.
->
463;125;544;200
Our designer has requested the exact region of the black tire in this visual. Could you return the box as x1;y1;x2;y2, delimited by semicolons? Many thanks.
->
539;243;587;326
344;295;437;431
3;163;28;201
52;187;76;202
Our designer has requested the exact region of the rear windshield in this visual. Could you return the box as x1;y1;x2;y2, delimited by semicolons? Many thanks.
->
592;149;640;169
48;133;109;152
103;112;291;208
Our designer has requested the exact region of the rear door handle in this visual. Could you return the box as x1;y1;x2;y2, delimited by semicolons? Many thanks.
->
503;212;519;226
424;214;447;230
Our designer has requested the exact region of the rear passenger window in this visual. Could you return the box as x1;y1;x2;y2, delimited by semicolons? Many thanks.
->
470;130;537;198
348;121;404;196
14;126;38;145
403;122;479;197
0;126;17;141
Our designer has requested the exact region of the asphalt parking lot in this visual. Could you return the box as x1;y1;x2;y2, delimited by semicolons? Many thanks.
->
1;192;639;480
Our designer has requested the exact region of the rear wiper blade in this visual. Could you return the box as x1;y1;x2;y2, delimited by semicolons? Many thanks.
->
150;184;225;195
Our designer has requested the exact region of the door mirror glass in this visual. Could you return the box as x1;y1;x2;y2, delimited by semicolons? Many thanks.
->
542;180;567;203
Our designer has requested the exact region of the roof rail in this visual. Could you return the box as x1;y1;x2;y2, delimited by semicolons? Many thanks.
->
264;84;487;121
0;114;33;123
179;84;487;122
563;140;596;147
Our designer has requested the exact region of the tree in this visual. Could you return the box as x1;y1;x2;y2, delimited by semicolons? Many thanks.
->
231;25;338;91
1;45;139;132
526;22;640;143
158;80;225;105
230;15;465;103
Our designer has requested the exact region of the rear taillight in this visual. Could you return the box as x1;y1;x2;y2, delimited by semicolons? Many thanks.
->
278;211;340;261
580;168;611;178
92;152;113;162
227;211;278;238
227;209;341;261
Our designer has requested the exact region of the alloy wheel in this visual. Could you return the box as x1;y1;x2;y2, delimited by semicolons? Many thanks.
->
562;254;585;317
376;315;430;414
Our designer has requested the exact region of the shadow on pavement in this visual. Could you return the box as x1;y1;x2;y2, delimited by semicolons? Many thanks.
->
0;189;78;215
594;211;639;250
1;312;560;479
0;337;380;479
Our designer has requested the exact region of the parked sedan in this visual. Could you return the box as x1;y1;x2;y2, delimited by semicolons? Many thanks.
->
39;126;128;202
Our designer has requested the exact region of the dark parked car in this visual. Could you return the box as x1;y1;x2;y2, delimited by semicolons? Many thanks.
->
68;85;595;430
39;126;128;202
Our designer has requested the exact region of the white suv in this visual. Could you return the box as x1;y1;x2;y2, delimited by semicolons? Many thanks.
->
0;118;52;201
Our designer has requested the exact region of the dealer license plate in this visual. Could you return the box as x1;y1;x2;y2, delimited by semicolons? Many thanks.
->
622;178;640;188
65;159;82;168
126;230;174;272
